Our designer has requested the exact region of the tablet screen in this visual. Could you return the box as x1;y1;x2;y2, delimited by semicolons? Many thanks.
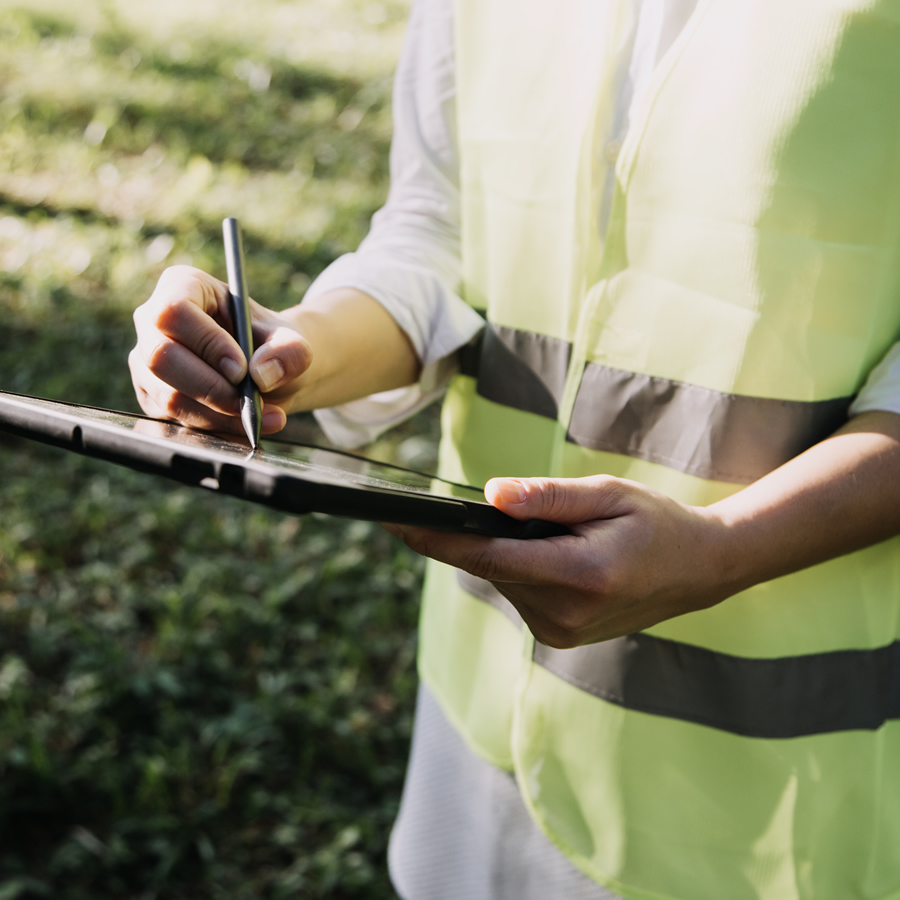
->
0;392;568;539
1;392;487;503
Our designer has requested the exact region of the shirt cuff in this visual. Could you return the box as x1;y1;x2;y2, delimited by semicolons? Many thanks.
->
302;250;484;448
303;252;484;370
313;354;458;449
849;342;900;418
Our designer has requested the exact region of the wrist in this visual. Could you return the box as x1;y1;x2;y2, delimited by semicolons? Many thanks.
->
277;288;420;412
276;307;326;413
694;495;775;604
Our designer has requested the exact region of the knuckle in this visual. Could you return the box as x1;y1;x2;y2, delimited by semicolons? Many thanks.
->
531;477;569;520
464;547;502;582
162;390;184;419
152;267;221;322
155;295;194;332
531;622;579;650
544;480;569;520
149;269;189;311
146;337;176;375
158;264;197;288
193;325;224;364
196;371;225;410
596;474;639;511
547;602;588;636
132;302;159;338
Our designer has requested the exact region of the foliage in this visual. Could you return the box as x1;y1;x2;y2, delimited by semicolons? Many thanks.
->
0;0;422;896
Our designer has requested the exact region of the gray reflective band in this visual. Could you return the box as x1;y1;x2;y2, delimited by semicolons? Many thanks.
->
458;573;900;738
534;636;900;739
462;324;852;484
568;366;851;484
464;324;571;420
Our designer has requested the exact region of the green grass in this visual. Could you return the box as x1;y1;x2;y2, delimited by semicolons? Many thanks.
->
0;1;425;896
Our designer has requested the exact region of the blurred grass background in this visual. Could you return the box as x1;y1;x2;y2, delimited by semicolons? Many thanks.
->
0;1;430;896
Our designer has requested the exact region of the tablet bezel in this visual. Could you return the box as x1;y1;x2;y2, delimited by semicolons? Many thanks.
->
0;391;568;540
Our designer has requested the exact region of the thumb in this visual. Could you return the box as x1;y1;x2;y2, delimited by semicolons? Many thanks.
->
249;323;313;394
485;474;632;524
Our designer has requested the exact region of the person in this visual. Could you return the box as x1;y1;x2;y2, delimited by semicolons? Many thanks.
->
129;0;900;896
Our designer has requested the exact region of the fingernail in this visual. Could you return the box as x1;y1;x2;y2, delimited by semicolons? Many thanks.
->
495;479;527;504
255;358;284;392
220;356;244;384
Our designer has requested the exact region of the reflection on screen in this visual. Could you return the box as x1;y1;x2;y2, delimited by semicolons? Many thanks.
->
14;395;488;505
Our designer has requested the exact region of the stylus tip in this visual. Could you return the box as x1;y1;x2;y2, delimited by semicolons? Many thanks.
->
241;397;260;450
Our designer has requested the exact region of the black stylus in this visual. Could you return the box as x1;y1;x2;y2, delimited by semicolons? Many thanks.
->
222;216;262;449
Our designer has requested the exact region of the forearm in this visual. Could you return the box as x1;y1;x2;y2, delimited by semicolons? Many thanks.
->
706;410;900;596
279;287;421;412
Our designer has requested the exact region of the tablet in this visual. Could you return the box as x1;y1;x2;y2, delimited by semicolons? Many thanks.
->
0;391;568;540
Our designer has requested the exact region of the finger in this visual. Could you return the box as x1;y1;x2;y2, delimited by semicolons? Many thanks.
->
129;359;240;431
148;264;231;319
491;584;588;648
386;523;578;586
493;582;634;648
484;474;636;524
249;324;313;394
260;403;288;434
497;576;669;647
134;369;284;436
133;336;241;416
149;293;246;385
137;266;246;385
169;394;283;435
385;525;612;647
132;381;169;421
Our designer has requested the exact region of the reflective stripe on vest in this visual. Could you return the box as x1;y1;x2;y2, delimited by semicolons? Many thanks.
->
458;572;900;738
460;324;853;484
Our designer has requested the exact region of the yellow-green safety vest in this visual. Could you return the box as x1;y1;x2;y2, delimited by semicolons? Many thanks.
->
418;0;900;897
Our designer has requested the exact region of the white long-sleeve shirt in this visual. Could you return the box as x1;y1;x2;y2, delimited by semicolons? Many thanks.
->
307;0;900;450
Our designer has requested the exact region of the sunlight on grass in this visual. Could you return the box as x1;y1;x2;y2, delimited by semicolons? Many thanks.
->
0;1;429;897
0;0;406;341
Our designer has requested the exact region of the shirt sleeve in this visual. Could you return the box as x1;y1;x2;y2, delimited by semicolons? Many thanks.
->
305;0;484;448
849;342;900;418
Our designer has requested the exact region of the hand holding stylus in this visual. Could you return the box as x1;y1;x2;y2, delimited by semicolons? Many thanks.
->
129;264;313;437
129;262;419;438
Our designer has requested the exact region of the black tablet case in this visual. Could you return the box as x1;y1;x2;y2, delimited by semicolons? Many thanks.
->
0;391;567;540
